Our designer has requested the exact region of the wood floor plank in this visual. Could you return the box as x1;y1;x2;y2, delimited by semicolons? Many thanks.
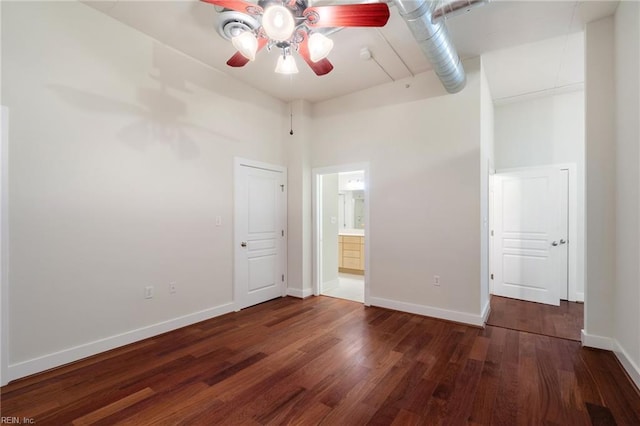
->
468;330;503;424
100;381;212;426
1;296;638;425
282;401;332;425
484;328;520;425
581;347;640;423
558;369;592;424
71;387;155;426
389;408;422;426
585;402;617;425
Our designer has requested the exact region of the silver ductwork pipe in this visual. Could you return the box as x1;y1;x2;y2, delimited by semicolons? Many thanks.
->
432;0;488;21
392;0;466;93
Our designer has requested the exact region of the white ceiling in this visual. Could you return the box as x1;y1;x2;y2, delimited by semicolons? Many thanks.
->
83;0;619;103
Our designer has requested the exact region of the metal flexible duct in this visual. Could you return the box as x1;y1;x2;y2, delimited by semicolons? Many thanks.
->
393;0;466;93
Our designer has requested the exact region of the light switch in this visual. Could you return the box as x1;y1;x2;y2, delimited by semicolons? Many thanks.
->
215;216;222;226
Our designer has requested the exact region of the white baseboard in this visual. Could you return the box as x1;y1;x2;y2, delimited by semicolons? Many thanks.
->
369;297;487;327
7;302;235;384
613;340;640;391
481;300;491;326
575;292;584;302
581;330;614;350
287;287;313;299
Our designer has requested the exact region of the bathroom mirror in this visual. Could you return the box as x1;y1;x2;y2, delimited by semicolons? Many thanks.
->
338;190;365;230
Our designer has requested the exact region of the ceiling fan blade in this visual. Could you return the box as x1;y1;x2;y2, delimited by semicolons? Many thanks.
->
304;3;390;28
200;0;262;15
226;37;268;67
297;32;334;76
302;56;334;76
227;51;251;67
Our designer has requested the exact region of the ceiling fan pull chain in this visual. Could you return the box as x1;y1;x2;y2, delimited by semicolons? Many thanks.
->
289;109;294;136
289;79;294;136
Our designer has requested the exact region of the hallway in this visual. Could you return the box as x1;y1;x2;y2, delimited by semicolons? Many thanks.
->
487;295;584;341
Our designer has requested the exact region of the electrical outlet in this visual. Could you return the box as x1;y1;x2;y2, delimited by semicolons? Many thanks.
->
433;275;440;286
169;281;177;294
144;286;154;299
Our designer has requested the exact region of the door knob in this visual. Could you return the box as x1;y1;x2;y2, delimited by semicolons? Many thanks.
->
241;242;247;247
560;239;566;244
551;241;559;246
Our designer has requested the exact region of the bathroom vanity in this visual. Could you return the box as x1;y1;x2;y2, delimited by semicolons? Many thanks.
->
338;234;364;275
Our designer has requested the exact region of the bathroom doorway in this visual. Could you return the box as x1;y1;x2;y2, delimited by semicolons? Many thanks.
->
312;164;369;304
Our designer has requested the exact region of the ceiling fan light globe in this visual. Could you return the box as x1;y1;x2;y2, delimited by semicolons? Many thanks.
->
262;5;295;41
231;31;258;61
308;32;334;62
275;55;299;74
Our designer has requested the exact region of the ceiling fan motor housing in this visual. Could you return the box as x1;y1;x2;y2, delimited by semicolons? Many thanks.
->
258;0;307;16
216;10;260;41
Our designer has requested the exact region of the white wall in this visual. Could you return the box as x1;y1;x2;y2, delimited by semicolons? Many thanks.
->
495;91;585;169
480;61;494;318
311;58;484;325
613;0;640;386
2;2;285;381
286;100;313;298
494;90;585;298
584;16;616;344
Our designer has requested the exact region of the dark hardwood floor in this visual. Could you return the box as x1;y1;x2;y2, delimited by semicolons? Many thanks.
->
1;296;639;425
487;295;584;341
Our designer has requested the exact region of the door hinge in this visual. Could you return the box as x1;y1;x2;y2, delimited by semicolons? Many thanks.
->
282;274;285;282
490;230;494;237
490;273;494;280
281;230;284;237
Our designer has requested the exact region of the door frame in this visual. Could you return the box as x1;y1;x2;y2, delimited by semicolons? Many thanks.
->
1;106;9;386
491;163;581;302
233;157;287;311
312;163;370;305
488;166;495;296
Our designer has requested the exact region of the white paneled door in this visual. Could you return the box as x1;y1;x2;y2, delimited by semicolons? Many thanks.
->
234;159;287;310
493;167;568;306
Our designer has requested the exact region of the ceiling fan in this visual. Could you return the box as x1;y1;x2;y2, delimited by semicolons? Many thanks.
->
201;0;391;76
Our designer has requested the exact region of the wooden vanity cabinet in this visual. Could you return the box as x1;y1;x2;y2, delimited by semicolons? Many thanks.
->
338;235;364;275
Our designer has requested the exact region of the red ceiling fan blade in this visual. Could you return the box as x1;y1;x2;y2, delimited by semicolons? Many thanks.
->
297;31;334;76
301;54;334;76
200;0;263;15
304;3;390;28
226;37;268;67
227;52;251;67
